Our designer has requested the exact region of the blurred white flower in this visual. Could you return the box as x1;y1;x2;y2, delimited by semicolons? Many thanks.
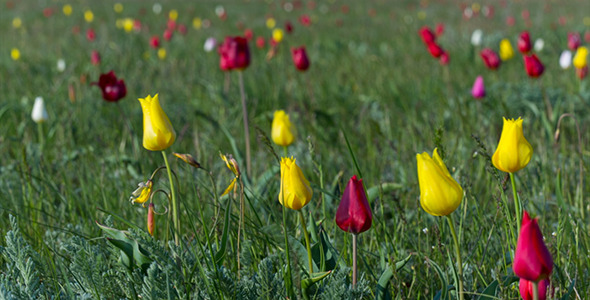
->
215;5;225;17
534;38;544;52
152;3;162;14
471;29;483;46
559;50;572;69
57;59;66;72
204;37;217;52
31;97;48;123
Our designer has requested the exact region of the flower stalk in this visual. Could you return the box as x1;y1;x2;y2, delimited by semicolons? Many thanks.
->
162;150;180;246
446;215;464;300
238;71;251;177
298;210;314;275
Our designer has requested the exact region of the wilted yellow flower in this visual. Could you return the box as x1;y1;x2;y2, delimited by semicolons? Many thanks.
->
416;148;463;217
158;48;166;60
279;157;312;210
220;153;240;196
271;110;295;146
123;18;134;32
138;94;176;151
272;28;284;43
114;3;123;13
11;48;20;60
169;9;178;21
492;117;533;173
499;39;515;61
173;153;201;168
12;17;22;29
63;4;72;16
193;17;202;29
573;46;588;69
84;10;94;23
130;180;153;205
266;17;276;29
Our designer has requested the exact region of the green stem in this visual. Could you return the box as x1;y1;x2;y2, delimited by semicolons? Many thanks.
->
532;281;539;300
446;215;464;300
283;146;288;158
238;71;251;178
37;122;44;150
298;210;314;275
510;172;522;235
352;233;357;287
162;150;180;246
282;204;294;298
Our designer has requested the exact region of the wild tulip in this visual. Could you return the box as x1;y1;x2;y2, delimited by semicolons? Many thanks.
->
91;50;101;65
559;50;572;69
218;36;251;71
177;24;187;35
279;157;312;211
519;278;551;300
204;37;217;52
150;36;160;49
138;94;176;151
299;14;311;26
272;28;284;43
244;29;254;41
572;46;588;69
31;97;49;123
518;31;531;54
285;21;293;34
95;71;126;102
471;29;483;46
427;42;444;58
256;36;265;49
567;32;581;51
471;76;485;99
513;211;553;282
291;46;310;71
492;117;533;173
499;39;515;61
271;110;295;146
480;48;501;70
419;26;436;45
533;39;544;52
416;148;463;217
335;175;372;234
163;29;173;41
435;23;444;37
523;54;545;78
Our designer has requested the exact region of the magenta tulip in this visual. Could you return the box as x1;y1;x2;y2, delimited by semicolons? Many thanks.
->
523;54;545;78
291;46;310;71
480;48;501;70
513;211;553;282
335;175;372;234
519;278;551;300
518;31;532;54
218;36;251;71
471;76;485;98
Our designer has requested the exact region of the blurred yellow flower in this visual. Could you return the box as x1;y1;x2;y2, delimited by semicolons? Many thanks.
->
169;9;178;21
492;117;533;173
123;18;134;32
573;46;588;69
499;39;515;61
266;17;276;29
471;2;481;13
272;28;284;43
12;17;22;29
279;157;312;211
84;10;94;23
11;48;20;60
157;48;166;60
130;180;153;205
416;148;463;216
115;19;124;29
271;110;295;146
138;94;176;151
193;17;202;29
584;17;590;26
114;3;123;13
63;4;72;16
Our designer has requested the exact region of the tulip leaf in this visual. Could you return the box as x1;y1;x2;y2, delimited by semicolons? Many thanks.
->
214;198;232;267
375;254;412;300
311;227;337;272
301;270;332;298
289;236;319;273
560;278;575;300
96;222;152;272
367;183;403;203
425;256;449;300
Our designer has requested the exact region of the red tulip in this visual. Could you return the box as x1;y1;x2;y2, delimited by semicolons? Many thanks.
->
518;31;532;54
218;36;251;71
523;54;545;78
94;71;127;102
285;21;293;34
335;175;372;234
167;18;176;31
519;278;551;300
291;46;310;71
244;29;254;41
513;211;553;282
86;28;96;42
177;24;187;35
256;36;265;49
299;14;311;27
480;48;501;70
90;50;101;65
163;29;173;41
150;36;160;49
435;23;445;37
427;42;444;58
567;32;581;51
439;51;449;65
419;26;436;45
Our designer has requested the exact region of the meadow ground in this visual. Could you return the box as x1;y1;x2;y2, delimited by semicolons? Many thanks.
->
1;0;589;299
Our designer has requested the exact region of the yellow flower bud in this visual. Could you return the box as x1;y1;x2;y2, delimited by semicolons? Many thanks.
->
266;18;276;29
416;148;463;216
499;39;515;61
11;48;20;61
492;117;533;173
573;46;588;69
279;157;312;210
138;94;176;151
271;110;295;146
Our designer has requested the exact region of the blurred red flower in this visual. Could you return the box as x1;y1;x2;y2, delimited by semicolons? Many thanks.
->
291;46;310;71
299;14;311;26
256;36;265;49
480;48;501;70
150;36;160;49
218;36;250;71
567;32;581;51
86;28;96;42
523;54;545;78
91;50;101;65
94;71;127;102
518;31;531;54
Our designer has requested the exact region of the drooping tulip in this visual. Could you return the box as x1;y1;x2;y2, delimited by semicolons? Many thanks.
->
419;26;436;45
519;278;551;300
471;76;485;99
499;39;515;61
572;46;588;69
492;117;533;173
137;94;176;151
416;148;463;217
480;48;501;70
559;50;572;69
567;32;581;51
95;71;126;102
336;175;372;234
523;54;545;78
513;211;553;282
279;157;313;211
218;36;251;71
518;31;531;54
271;110;295;146
291;46;310;71
31;97;49;123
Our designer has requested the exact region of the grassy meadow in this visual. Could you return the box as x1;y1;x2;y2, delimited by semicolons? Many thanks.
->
1;0;589;299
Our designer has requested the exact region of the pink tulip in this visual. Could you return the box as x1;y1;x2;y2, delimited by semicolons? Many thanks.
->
335;175;372;234
471;76;485;98
513;211;553;281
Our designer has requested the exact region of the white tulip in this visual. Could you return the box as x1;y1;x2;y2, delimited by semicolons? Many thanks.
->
204;37;217;52
31;97;48;123
559;50;572;69
57;59;66;72
471;29;483;46
533;38;544;52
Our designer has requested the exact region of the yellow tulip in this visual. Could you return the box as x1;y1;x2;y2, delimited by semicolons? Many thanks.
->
279;157;312;210
114;3;124;13
130;180;153;205
12;17;22;29
63;4;72;16
138;94;176;151
266;18;276;29
271;110;295;146
573;46;588;69
193;17;202;29
123;18;134;32
169;9;178;21
157;48;166;60
492;117;533;173
10;48;20;60
499;39;515;61
272;28;284;43
84;10;94;23
416;148;463;216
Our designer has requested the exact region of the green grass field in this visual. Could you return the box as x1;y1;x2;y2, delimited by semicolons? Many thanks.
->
1;0;589;299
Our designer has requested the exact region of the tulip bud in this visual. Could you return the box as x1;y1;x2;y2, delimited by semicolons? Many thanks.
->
31;97;49;123
271;110;295;146
138;94;176;151
173;153;201;169
291;46;310;71
499;39;514;61
523;54;545;78
416;148;463;216
471;76;485;99
518;31;531;54
480;48;501;70
513;211;553;282
492;117;533;173
279;157;312;211
335;175;372;234
559;50;572;69
147;203;155;236
572;46;588;69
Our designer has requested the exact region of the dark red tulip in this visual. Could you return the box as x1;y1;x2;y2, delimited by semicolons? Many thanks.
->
86;28;96;42
427;42;444;58
518;31;532;54
567;32;581;51
439;51;449;65
163;29;173;41
435;23;444;37
419;26;436;45
285;21;293;34
256;36;265;49
513;211;553;281
523;54;545;78
519;278;551;300
244;29;254;41
299;14;311;26
335;175;372;234
218;36;251;71
291;46;310;71
90;50;101;65
480;48;501;70
94;71;127;102
150;36;160;49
